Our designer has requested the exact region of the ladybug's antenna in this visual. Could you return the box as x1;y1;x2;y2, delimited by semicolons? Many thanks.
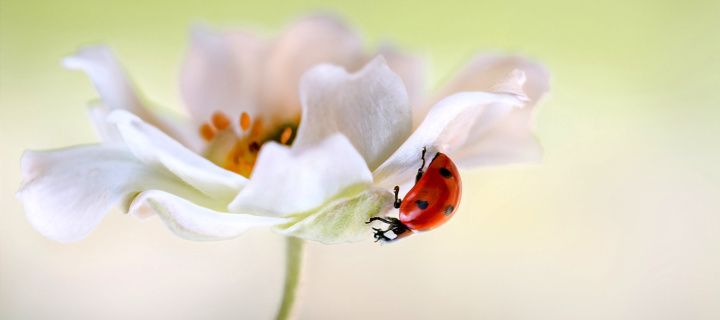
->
416;146;427;183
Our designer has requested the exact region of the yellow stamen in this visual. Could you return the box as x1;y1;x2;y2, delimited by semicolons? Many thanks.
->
223;142;257;178
239;162;254;178
199;123;216;141
211;111;230;130
240;112;251;131
201;112;299;179
280;127;293;144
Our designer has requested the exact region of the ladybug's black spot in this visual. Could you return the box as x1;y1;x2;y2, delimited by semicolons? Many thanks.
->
444;205;455;216
416;200;429;210
439;167;453;179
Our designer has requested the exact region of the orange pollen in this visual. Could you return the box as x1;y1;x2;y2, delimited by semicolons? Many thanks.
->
199;123;216;141
211;111;231;130
240;112;251;131
280;127;293;144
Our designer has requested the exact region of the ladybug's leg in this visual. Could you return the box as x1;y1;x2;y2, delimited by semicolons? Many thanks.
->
393;186;402;209
366;217;394;224
365;219;393;242
415;146;427;183
371;228;392;242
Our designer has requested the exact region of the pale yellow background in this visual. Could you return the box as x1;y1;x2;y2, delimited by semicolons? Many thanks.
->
2;0;720;319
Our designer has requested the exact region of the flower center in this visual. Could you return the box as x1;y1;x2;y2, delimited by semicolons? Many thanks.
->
199;111;298;178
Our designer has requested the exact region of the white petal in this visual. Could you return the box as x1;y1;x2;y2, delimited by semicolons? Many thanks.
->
108;110;246;201
180;25;265;128
372;91;526;189
86;101;123;143
260;15;365;123
443;56;550;167
65;45;202;151
451;106;542;167
380;47;425;120
435;54;548;104
17;144;197;243
275;188;394;244
415;54;549;126
229;134;373;217
63;46;148;116
490;69;530;101
129;190;289;241
293;56;412;171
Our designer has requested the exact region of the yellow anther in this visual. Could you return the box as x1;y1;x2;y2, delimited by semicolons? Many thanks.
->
203;112;299;179
240;112;251;131
211;111;230;130
199;123;216;141
280;127;292;144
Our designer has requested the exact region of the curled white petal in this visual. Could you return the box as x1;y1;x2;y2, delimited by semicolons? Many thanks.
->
431;54;547;106
293;56;412;171
372;91;526;189
63;46;147;116
108;110;246;201
17;145;197;243
86;101;123;143
129;190;289;241
451;106;542;167
65;45;202;151
414;54;548;126
229;134;373;217
445;56;550;167
490;69;529;101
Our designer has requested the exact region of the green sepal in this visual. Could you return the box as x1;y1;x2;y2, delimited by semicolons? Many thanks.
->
275;187;394;244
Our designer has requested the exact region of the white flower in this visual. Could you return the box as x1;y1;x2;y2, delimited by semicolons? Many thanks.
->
17;16;549;245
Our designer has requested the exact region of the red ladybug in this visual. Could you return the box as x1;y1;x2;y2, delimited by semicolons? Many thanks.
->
367;147;462;242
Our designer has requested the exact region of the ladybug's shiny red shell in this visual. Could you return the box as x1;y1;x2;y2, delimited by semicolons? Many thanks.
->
399;153;462;232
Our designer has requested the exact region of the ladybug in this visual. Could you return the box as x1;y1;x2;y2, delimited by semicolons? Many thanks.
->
366;147;462;243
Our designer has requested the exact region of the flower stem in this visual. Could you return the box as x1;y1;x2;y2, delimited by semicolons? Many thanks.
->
274;236;305;320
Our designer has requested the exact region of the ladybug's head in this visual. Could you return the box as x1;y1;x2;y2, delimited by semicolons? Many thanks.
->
387;227;414;243
369;216;414;243
378;225;413;243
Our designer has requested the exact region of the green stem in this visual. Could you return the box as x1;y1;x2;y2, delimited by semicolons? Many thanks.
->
274;237;305;320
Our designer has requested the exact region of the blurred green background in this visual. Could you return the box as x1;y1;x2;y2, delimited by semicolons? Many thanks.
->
2;0;720;319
